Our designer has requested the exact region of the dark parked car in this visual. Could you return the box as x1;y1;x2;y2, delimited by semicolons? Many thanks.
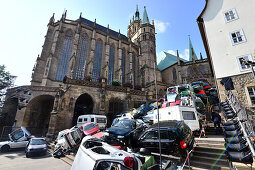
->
25;137;47;157
105;119;147;147
137;120;195;158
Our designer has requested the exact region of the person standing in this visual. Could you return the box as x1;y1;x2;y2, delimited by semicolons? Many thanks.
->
211;111;221;134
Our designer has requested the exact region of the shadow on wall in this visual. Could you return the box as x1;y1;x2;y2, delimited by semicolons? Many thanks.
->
203;0;223;22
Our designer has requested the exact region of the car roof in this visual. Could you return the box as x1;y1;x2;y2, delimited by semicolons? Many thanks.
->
80;136;133;161
150;120;184;129
81;122;98;128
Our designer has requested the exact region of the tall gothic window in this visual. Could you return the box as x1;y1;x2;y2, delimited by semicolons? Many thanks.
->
75;35;89;80
121;49;126;85
132;53;136;87
108;45;115;84
92;39;103;81
56;30;73;81
173;68;177;81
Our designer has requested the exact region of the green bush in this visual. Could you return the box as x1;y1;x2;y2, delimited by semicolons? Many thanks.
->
112;79;121;86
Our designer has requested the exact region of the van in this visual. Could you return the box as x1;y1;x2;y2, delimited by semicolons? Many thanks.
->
77;115;107;129
153;105;200;132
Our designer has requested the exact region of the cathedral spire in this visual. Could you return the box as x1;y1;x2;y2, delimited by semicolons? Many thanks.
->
135;5;139;21
188;35;198;61
142;6;150;24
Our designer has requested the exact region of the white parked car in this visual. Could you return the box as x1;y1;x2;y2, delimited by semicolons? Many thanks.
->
71;136;143;170
0;126;31;152
77;115;107;129
54;127;83;158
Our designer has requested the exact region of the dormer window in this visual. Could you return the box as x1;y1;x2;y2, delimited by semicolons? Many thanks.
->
224;9;238;22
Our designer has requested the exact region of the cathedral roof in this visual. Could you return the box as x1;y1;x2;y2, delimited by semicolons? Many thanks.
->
157;51;187;71
77;17;129;41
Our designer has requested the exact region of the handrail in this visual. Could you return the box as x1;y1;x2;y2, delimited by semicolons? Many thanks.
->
224;90;255;157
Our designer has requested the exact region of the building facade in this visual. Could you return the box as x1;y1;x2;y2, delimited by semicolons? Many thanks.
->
2;5;214;139
2;7;166;139
197;0;255;116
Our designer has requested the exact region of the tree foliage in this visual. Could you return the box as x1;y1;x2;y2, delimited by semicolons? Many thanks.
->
0;65;16;91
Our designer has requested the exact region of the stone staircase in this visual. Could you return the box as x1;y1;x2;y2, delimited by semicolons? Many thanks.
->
184;125;230;170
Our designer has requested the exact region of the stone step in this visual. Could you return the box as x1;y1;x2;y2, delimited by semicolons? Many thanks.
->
194;146;225;154
196;143;225;149
195;137;225;145
61;154;74;166
189;160;230;170
191;155;229;166
183;165;208;170
193;150;227;159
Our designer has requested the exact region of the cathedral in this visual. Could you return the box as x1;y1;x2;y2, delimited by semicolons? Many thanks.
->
2;6;213;140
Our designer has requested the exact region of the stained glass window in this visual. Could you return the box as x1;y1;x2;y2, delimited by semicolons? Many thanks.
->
108;45;115;84
173;68;177;80
92;39;103;82
75;35;89;80
121;49;126;85
56;30;73;81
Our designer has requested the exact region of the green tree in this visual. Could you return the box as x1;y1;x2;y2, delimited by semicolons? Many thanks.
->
0;65;16;90
0;65;16;106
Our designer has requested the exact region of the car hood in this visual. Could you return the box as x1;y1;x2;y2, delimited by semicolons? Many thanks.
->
28;144;47;149
0;141;10;146
107;127;131;136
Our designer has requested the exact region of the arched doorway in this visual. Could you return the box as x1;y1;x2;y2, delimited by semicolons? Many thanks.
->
23;95;54;136
73;93;94;126
107;98;123;127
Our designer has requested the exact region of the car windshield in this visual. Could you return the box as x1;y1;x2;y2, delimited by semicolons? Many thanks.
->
113;120;133;129
71;131;81;143
10;129;24;141
30;139;46;145
84;124;96;131
95;161;129;170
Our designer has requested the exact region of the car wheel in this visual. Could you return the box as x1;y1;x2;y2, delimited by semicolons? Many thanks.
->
54;150;63;158
1;145;10;152
26;153;30;158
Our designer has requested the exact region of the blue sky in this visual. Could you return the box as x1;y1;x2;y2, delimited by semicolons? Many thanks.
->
0;0;206;86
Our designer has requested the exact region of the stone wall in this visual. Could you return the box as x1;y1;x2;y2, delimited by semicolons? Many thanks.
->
216;72;255;120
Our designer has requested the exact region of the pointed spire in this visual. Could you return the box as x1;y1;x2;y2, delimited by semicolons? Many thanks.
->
61;9;66;21
188;35;198;61
142;6;150;24
177;50;180;65
94;19;96;27
200;52;203;60
135;5;140;21
49;13;55;25
79;12;82;19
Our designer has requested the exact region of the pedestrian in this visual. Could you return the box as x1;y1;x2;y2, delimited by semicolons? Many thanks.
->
211;110;221;134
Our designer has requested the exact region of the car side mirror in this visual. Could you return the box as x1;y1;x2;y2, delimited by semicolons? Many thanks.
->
139;148;151;155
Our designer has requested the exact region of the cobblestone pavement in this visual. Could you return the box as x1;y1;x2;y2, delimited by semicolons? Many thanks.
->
0;149;71;170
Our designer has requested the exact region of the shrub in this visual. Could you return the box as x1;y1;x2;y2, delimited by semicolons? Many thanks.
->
85;75;92;81
123;82;132;88
112;79;121;86
134;85;142;90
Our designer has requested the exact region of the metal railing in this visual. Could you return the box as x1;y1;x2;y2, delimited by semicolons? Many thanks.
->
225;90;255;157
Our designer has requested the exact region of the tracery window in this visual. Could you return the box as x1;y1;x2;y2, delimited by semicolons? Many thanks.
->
92;39;103;81
121;49;126;85
56;30;73;81
132;53;136;87
75;35;89;80
108;45;115;84
173;68;177;81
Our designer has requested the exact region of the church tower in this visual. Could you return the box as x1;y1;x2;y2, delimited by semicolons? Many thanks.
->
128;6;161;87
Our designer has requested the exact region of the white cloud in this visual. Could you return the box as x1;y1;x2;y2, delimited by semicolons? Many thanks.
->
157;49;190;62
154;20;170;33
